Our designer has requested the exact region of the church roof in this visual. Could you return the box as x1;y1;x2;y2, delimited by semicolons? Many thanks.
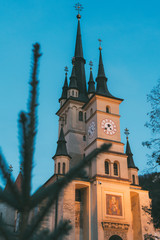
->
4;171;22;193
126;139;138;169
52;126;71;159
96;48;117;99
88;66;95;94
73;16;88;102
69;65;78;90
59;72;68;101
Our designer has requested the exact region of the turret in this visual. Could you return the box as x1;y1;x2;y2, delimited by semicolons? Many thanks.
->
96;41;116;98
124;128;139;185
59;66;69;107
88;61;95;98
52;126;71;175
68;59;79;98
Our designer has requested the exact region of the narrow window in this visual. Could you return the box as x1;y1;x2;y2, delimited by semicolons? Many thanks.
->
106;106;110;113
79;111;83;121
83;135;86;141
105;161;109;174
75;189;81;202
113;162;118;176
72;90;74;96
55;163;56;173
90;108;93;116
132;175;135;184
58;163;60;174
63;163;66;174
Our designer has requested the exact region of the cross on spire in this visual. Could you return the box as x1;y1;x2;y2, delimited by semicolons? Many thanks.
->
89;61;93;70
64;66;68;76
124;128;130;140
98;39;102;50
74;2;83;19
8;164;13;174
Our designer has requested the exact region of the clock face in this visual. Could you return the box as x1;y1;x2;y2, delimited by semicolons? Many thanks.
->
88;121;96;138
101;119;117;135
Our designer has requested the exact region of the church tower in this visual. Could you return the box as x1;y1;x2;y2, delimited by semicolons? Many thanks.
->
49;4;158;240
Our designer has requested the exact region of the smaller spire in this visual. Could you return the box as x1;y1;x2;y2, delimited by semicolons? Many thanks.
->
88;61;95;94
125;129;137;169
59;66;69;101
52;126;71;159
69;58;78;90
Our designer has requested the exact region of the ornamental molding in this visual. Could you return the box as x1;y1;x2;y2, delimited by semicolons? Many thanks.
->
102;221;130;231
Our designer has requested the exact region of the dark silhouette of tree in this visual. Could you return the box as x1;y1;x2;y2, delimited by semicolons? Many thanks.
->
0;43;111;240
142;79;160;167
139;173;160;229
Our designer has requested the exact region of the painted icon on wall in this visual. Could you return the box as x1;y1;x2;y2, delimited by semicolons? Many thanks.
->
106;194;122;216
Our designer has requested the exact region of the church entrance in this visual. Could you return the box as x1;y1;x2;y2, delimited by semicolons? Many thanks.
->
109;235;123;240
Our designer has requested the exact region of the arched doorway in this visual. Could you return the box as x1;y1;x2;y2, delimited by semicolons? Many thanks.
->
109;235;123;240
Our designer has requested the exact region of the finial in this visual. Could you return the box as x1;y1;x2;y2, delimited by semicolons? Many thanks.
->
124;128;130;140
98;39;102;50
8;164;13;174
74;2;83;19
64;66;68;76
89;61;93;71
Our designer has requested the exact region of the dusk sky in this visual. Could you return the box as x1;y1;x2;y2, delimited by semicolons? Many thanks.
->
1;0;160;191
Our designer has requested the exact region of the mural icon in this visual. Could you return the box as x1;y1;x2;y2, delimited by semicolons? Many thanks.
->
106;194;122;216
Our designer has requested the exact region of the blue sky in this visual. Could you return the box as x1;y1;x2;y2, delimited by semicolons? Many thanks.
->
0;0;160;191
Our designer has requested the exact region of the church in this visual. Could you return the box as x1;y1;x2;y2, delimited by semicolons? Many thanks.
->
0;4;159;240
41;5;159;240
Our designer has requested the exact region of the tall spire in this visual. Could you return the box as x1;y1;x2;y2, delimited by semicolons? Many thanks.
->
88;61;95;95
74;16;83;58
59;66;68;101
73;3;88;102
124;128;137;169
52;126;71;159
96;40;115;98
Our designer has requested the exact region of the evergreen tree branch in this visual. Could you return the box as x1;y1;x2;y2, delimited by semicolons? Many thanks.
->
22;43;42;206
0;189;21;210
31;220;72;240
21;144;111;239
30;143;111;209
0;153;22;207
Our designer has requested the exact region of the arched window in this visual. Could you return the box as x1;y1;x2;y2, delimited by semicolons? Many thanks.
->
83;135;86;141
72;90;74;96
90;108;93;116
106;106;110;113
79;111;83;121
63;163;66;174
132;175;135;184
105;161;109;174
58;162;60;174
113;162;118;176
